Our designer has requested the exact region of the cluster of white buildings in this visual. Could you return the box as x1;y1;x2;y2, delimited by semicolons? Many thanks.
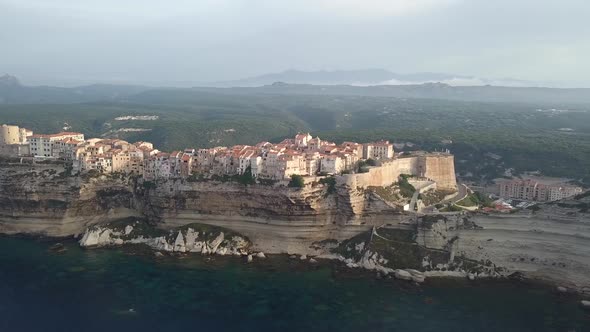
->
0;124;395;181
186;133;394;180
497;178;583;202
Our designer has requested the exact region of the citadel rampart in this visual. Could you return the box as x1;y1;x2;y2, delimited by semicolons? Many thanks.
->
337;153;457;191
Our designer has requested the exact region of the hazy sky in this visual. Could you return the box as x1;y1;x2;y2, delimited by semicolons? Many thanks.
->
1;0;589;86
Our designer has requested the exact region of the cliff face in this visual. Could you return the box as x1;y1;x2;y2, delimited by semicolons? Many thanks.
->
0;163;140;236
146;180;339;225
3;162;590;291
413;198;590;292
0;163;404;239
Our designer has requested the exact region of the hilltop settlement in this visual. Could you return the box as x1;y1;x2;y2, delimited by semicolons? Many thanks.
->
1;123;433;182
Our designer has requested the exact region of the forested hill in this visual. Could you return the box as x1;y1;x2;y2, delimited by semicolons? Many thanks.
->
0;75;149;104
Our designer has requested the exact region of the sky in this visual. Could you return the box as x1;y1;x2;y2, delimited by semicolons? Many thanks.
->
1;0;589;87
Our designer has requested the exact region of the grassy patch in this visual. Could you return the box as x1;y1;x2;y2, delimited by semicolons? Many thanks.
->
456;191;494;207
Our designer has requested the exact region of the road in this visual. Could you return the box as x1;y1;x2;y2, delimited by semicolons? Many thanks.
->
442;183;470;205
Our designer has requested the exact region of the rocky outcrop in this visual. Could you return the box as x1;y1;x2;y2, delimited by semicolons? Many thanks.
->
330;224;500;284
79;220;251;256
412;198;590;293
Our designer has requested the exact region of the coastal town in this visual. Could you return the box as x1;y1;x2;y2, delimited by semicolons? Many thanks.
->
1;123;583;205
0;124;395;181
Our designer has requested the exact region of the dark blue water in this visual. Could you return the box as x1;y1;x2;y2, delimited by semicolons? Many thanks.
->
0;237;588;332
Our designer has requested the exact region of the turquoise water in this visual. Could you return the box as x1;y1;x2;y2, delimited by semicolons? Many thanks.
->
0;237;588;332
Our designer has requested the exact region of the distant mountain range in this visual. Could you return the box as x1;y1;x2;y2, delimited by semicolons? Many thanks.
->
0;74;148;104
207;69;543;88
2;72;590;105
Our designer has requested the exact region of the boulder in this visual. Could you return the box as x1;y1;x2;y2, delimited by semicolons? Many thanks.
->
300;254;308;260
97;229;112;245
247;254;253;263
508;272;527;282
557;286;567;293
124;225;133;235
581;300;590;308
468;273;476;281
173;231;186;252
407;269;425;283
309;258;318;263
208;232;225;253
184;228;199;251
256;252;266;259
394;269;413;281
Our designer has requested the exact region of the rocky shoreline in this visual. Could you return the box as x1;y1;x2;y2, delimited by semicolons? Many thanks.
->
74;219;518;287
2;163;590;299
70;225;590;308
6;220;589;311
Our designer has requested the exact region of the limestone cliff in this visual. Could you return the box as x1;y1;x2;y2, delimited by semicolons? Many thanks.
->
411;197;590;292
2;162;590;292
0;162;140;236
0;163;404;239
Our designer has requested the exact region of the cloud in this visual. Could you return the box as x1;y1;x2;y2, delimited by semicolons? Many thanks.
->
1;0;589;86
312;0;459;17
0;0;231;20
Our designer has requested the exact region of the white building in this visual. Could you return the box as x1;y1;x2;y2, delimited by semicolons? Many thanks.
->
363;141;394;160
295;133;313;148
321;155;344;174
29;132;85;157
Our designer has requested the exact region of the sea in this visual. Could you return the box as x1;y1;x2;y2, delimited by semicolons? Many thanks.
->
0;236;588;332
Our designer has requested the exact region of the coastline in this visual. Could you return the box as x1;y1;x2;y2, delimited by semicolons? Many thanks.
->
8;233;585;299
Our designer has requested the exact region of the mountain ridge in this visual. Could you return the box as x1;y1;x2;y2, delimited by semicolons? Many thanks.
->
2;73;590;105
206;69;545;88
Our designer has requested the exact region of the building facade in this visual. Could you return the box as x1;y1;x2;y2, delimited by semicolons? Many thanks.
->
498;179;583;202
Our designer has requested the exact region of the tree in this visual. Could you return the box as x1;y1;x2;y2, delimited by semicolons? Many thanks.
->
288;174;305;188
319;176;337;195
366;158;377;166
237;166;256;185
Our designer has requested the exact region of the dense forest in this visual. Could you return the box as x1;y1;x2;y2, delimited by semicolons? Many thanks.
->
1;89;589;185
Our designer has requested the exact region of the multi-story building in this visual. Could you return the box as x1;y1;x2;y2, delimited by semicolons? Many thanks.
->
363;141;394;160
52;138;83;159
29;132;85;157
320;154;344;174
498;179;583;202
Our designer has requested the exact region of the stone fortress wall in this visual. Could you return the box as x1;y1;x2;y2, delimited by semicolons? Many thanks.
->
0;124;20;145
337;153;456;191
